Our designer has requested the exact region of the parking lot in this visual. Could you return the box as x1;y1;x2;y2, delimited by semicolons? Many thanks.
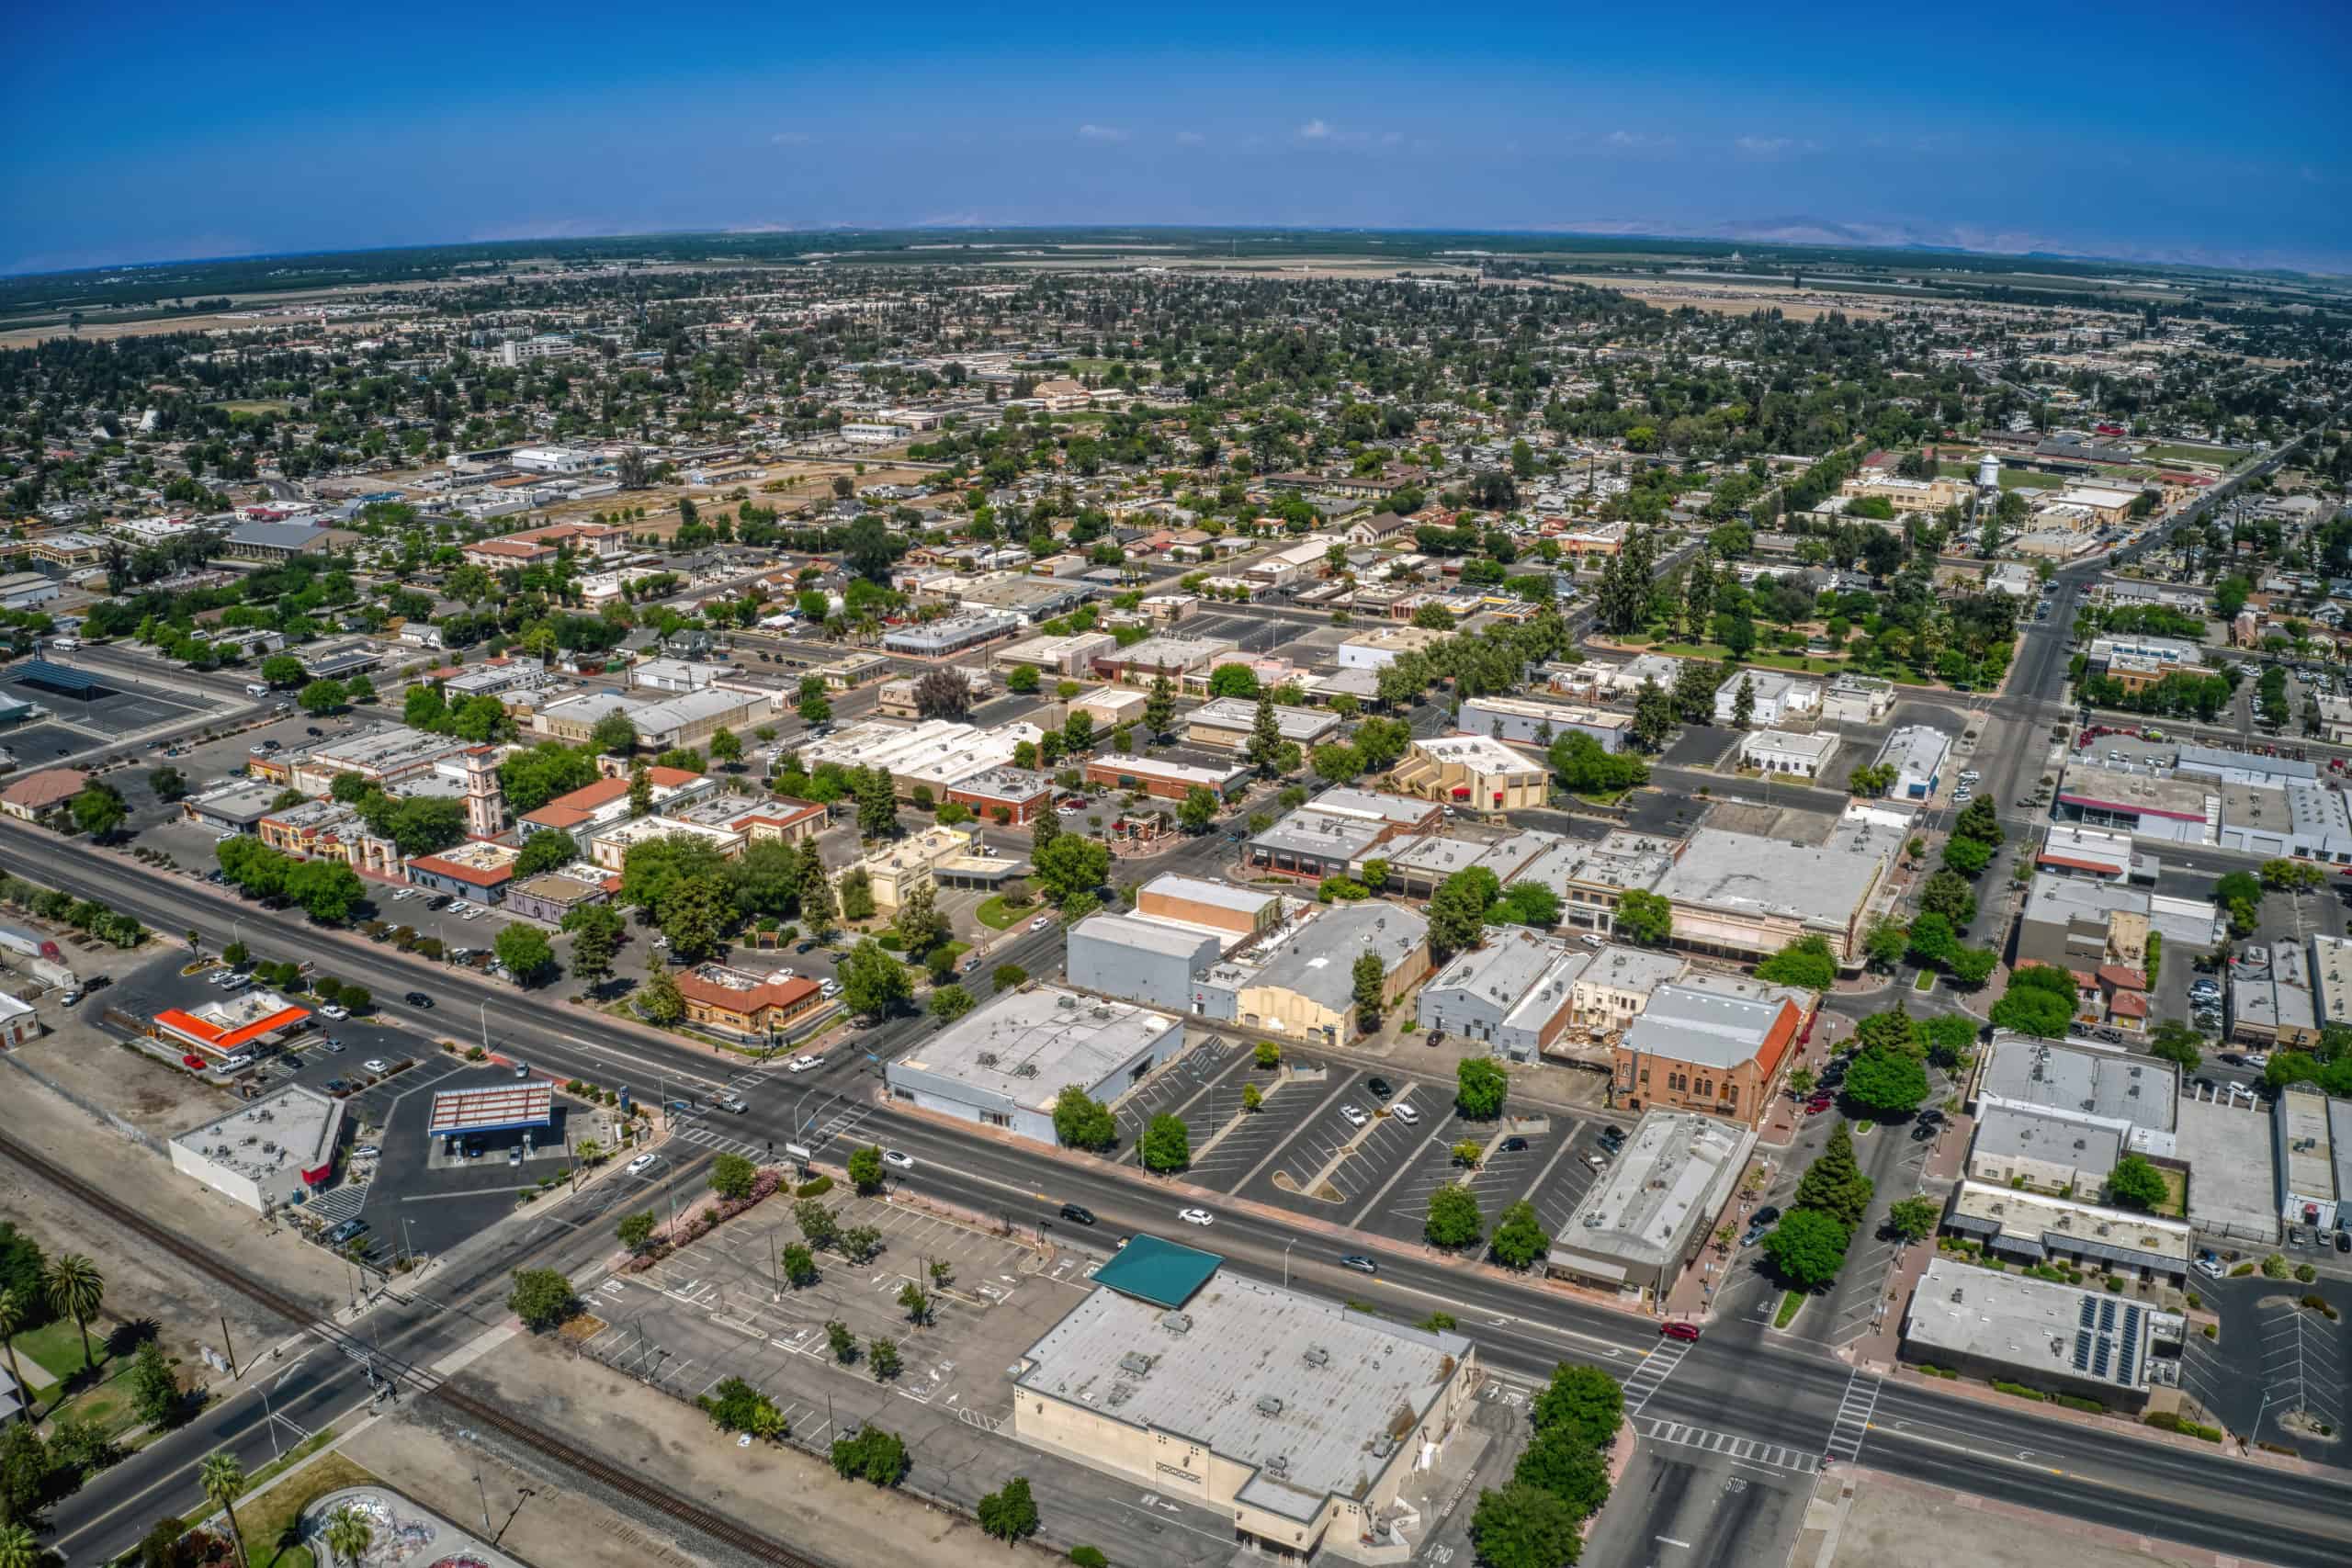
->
1112;1035;1620;1248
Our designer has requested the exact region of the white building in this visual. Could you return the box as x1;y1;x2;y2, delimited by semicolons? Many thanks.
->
169;1086;344;1213
1740;728;1838;780
1877;725;1952;801
1713;670;1821;727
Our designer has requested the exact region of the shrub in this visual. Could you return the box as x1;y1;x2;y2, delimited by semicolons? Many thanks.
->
796;1176;834;1198
1992;1381;2046;1402
2057;1395;2107;1415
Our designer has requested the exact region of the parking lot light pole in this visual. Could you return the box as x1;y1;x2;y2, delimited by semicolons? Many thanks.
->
1283;1237;1295;1288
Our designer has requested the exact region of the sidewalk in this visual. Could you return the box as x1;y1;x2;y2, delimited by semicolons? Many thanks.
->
1841;1112;1971;1369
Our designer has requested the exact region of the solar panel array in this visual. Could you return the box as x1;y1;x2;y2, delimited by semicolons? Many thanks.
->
2070;1295;2146;1385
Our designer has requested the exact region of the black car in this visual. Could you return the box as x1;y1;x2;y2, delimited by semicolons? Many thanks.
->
1057;1203;1096;1225
1500;1135;1531;1153
1911;1122;1939;1142
425;895;452;911
2337;1230;2350;1255
404;991;434;1008
1752;1204;1781;1227
1598;1125;1626;1149
1917;1109;1945;1126
1365;1077;1394;1100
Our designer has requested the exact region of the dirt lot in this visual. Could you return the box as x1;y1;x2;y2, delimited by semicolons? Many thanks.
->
0;1047;354;1389
1824;1468;2211;1568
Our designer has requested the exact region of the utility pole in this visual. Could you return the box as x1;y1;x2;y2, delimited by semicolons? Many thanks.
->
219;1314;238;1378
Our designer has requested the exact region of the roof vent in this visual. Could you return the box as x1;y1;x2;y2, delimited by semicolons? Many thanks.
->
976;1051;999;1067
1264;1454;1290;1476
1118;1351;1155;1377
1257;1394;1286;1417
1303;1346;1330;1369
1160;1312;1193;1335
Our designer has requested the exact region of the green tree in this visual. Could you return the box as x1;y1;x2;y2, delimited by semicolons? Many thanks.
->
1245;690;1283;773
1351;951;1386;1032
126;1338;178;1427
0;1291;27;1409
1842;1044;1929;1119
198;1451;246;1565
1035;834;1111;905
513;828;579;877
1629;677;1677;751
1763;1209;1852;1291
492;923;558;986
298;677;347;716
829;1426;909;1487
2145;1019;2202;1073
1917;870;1978;930
1792;1120;1873;1228
782;1244;819;1288
506;1267;579;1331
898;1281;931;1325
1489;1200;1551;1270
1530;1364;1623;1451
561;902;624;991
847;1145;887;1193
1456;1056;1508;1120
1140;1113;1191;1173
1143;668;1177;738
1988;964;2078;1039
68;783;129;840
616;1211;658;1255
1885;1196;1940;1243
1052;1086;1118;1151
146;764;189;803
1731;672;1756;729
824;1319;858;1362
1612;889;1672;946
259;653;304;688
1952;796;2005;846
1426;1181;1484;1250
869;1337;902;1382
978;1475;1041;1547
1513;1423;1611;1520
839;939;912;1018
930;983;976;1021
1940;835;1992;877
854;768;900;839
1177;786;1218;833
2107;1155;2169;1212
709;1153;758;1201
1005;663;1040;694
1469;1482;1583;1568
42;1254;103;1371
1754;935;1837;991
709;727;743;768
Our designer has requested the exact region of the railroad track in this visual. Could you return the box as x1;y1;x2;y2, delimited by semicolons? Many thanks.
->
0;1129;831;1568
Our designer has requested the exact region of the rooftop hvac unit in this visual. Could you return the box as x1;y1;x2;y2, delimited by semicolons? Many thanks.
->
1257;1394;1285;1416
1303;1346;1330;1369
976;1052;999;1067
1057;994;1079;1009
1372;1435;1397;1459
1118;1351;1155;1377
1160;1312;1193;1335
1263;1454;1289;1476
1014;1062;1039;1077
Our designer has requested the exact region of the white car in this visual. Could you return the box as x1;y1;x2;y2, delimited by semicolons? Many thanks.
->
626;1154;659;1176
882;1149;914;1169
1339;1104;1368;1128
714;1092;748;1113
2192;1254;2227;1280
1177;1207;1215;1227
786;1054;824;1073
361;1058;390;1075
318;1004;350;1020
461;908;483;921
1029;916;1053;932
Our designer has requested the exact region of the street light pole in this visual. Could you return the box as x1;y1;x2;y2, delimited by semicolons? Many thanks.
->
1283;1237;1296;1288
479;999;491;1056
475;1472;491;1533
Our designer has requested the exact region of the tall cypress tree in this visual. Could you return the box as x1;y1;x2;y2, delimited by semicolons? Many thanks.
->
1793;1120;1873;1229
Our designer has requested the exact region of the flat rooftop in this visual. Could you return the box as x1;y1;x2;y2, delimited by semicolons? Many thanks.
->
172;1085;342;1183
1945;1179;2192;1272
1653;822;1897;931
427;1081;556;1137
892;987;1180;1114
1188;696;1337;742
2056;762;2214;823
1978;1034;2177;1133
1142;873;1277;918
1014;1262;1471;1524
1557;1110;1752;1270
1904;1258;2170;1397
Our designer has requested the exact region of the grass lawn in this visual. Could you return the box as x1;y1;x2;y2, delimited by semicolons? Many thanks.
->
234;1449;379;1568
1913;969;1939;993
209;399;293;417
2154;1165;2189;1219
1774;1290;1806;1329
1647;641;1842;674
1936;461;2064;491
14;1317;105;1390
974;895;1023;930
2138;444;2241;468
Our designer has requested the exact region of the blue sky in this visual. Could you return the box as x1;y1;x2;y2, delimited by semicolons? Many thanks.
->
7;1;2349;276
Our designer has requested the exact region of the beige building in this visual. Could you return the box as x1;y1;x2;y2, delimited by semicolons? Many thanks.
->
1842;473;1966;513
1012;1236;1477;1561
1389;734;1548;813
855;822;980;913
1136;874;1280;940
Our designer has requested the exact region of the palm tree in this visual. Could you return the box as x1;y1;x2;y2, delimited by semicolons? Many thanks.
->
42;1255;103;1373
323;1503;374;1567
0;1521;41;1568
198;1450;245;1562
0;1289;28;1405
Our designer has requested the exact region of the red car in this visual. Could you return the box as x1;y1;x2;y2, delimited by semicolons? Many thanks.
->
1660;1322;1702;1342
181;1054;209;1071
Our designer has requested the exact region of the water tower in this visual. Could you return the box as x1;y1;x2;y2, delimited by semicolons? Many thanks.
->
1975;452;2001;492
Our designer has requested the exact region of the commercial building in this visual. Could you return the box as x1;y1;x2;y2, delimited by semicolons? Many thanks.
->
1192;903;1429;1042
1614;976;1809;1128
287;725;479;795
1545;1110;1755;1303
1939;1179;2191;1286
1388;735;1547;813
1091;634;1236;683
2034;825;2146;884
1876;725;1951;801
885;987;1186;1145
1739;728;1838;780
531;686;776;751
943;764;1055;825
519;765;712;837
1966;1101;2129;1200
1819;673;1895;725
0;768;87;823
992;631;1117;677
168;1086;342;1213
673;963;829;1041
882;610;1025;658
1244;788;1441;882
1458;694;1632;752
1651;818;1900;968
1510;831;1675;938
2015;874;2223;973
2228;939;2319;1049
1713;670;1819;727
1183;697;1339;752
2313;934;2352;1032
1139;874;1283;940
1011;1238;1476;1560
1371;827;1552;902
1972;1032;2178;1138
180;781;283;837
405;840;524;904
1069;915;1227;1013
1899;1258;2180;1412
1546;652;1682;705
2273;1086;2352;1233
1416;929;1588;1062
1333;625;1449;671
1082;751;1250;802
852;823;992;912
154;988;312;1069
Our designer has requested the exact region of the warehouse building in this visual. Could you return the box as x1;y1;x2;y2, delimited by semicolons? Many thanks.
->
1939;1180;2192;1286
886;987;1186;1145
1417;929;1589;1063
880;610;1025;658
1183;696;1339;752
169;1086;343;1213
1876;725;1951;801
1011;1236;1477;1560
1651;818;1900;968
1900;1258;2181;1412
1193;902;1430;1042
1546;1109;1754;1303
1458;694;1633;752
1068;914;1224;1013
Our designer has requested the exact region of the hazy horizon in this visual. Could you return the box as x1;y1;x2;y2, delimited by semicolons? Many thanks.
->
7;0;2348;278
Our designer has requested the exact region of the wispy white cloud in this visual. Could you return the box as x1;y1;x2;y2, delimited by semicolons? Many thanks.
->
1602;130;1674;151
1733;134;1819;158
1296;118;1331;141
1078;123;1128;142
